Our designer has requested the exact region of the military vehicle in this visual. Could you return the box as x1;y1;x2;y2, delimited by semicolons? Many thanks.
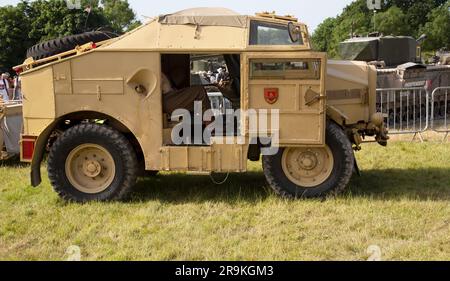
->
340;34;450;126
14;8;388;202
340;34;450;89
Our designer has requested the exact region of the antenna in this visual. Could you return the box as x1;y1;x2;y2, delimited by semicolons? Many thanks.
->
367;0;381;32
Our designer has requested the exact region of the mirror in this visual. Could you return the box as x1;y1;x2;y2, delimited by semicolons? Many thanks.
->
288;22;301;43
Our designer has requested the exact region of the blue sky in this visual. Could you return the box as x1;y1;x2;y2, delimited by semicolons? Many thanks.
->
0;0;355;32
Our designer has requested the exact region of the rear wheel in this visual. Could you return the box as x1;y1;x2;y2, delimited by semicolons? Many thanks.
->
48;123;138;202
263;122;354;199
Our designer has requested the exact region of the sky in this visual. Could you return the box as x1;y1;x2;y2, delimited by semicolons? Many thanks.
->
0;0;355;32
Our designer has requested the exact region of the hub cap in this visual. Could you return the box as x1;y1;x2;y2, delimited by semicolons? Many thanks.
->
65;144;116;194
281;146;334;188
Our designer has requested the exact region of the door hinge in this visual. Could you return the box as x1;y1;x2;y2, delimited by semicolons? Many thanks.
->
305;88;324;106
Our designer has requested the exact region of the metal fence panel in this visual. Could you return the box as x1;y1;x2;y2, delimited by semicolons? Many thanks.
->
431;87;450;136
377;88;429;135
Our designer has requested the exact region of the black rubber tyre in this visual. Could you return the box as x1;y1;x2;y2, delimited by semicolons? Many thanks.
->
26;31;117;60
47;123;138;203
262;122;354;199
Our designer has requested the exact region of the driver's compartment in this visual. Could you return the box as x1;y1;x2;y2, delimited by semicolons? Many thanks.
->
161;53;241;146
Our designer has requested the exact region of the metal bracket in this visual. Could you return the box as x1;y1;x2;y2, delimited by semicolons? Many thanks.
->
304;88;324;106
96;85;102;101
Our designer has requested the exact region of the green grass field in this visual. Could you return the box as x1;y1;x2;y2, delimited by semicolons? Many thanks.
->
0;142;449;261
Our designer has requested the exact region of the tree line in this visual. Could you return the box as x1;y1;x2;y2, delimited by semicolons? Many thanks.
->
312;0;450;58
0;0;140;73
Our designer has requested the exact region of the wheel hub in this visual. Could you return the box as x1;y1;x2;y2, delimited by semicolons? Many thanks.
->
83;160;102;178
281;146;334;188
297;151;318;170
65;144;116;194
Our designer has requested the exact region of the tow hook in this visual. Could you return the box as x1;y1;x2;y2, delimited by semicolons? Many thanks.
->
371;113;389;146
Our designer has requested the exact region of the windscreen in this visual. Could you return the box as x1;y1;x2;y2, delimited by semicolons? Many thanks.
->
249;21;304;46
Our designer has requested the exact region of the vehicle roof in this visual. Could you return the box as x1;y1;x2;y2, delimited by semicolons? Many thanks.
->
101;7;311;52
18;8;312;74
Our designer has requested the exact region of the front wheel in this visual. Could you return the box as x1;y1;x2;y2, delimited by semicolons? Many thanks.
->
47;123;138;202
263;122;354;199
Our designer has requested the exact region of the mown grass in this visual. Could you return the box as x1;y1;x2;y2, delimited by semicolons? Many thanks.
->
0;142;449;261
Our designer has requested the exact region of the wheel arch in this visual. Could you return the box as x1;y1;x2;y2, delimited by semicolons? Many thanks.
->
326;105;349;127
30;110;144;187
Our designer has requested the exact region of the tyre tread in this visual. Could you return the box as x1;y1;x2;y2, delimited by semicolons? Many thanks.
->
47;123;137;202
263;121;354;199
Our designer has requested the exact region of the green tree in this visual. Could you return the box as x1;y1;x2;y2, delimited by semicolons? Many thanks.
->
374;6;410;35
101;0;140;32
0;0;140;72
385;0;447;37
24;0;110;42
420;1;450;50
319;0;373;57
312;0;449;57
311;17;337;52
0;4;31;73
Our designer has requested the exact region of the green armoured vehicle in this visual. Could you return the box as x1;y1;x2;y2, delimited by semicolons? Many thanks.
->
340;34;449;89
340;35;422;67
340;34;450;126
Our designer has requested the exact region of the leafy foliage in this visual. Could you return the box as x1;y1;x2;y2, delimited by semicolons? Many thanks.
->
0;0;140;72
312;0;450;57
0;4;33;73
101;0;138;33
420;1;450;50
310;18;337;54
374;6;410;36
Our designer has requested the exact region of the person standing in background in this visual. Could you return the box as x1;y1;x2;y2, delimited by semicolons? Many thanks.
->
0;73;10;102
13;75;22;100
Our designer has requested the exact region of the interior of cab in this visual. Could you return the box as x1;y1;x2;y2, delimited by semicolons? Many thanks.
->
160;53;241;145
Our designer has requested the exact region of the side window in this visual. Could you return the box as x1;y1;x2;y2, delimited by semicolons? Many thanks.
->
250;59;321;80
249;21;304;46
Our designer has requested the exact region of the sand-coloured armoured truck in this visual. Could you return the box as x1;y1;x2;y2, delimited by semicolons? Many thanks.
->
14;8;388;202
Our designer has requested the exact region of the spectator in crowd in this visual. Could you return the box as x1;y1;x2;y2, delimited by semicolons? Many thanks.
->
208;71;217;84
216;66;229;84
216;68;224;83
13;75;22;100
0;73;10;102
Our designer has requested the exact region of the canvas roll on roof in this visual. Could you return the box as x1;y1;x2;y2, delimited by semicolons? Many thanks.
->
158;7;248;28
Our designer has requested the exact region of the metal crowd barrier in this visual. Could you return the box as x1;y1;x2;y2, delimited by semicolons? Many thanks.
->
431;87;450;142
0;100;23;106
376;87;429;140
